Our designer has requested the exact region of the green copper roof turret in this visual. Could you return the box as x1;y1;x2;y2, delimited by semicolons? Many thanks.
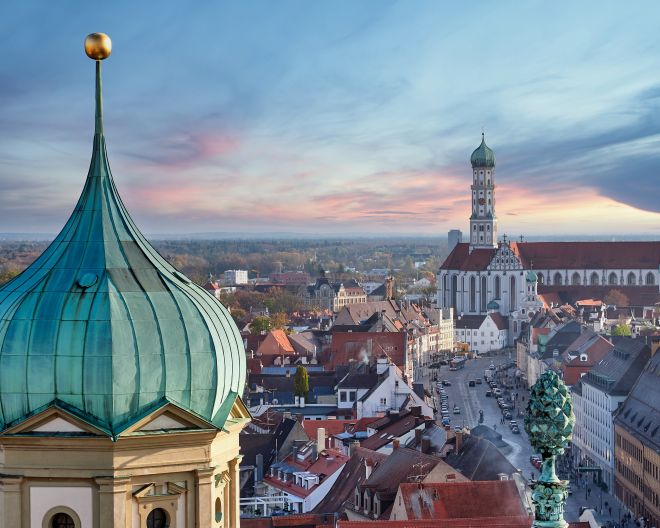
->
0;35;246;434
470;133;496;168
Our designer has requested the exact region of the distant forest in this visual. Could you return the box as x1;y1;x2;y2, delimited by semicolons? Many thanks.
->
0;238;451;287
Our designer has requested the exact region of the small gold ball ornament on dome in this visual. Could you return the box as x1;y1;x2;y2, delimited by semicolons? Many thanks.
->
84;33;112;60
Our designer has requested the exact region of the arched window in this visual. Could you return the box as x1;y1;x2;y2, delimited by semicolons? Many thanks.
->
537;273;544;284
51;514;75;528
215;497;223;522
590;272;599;286
627;272;636;286
510;276;517;311
646;272;655;285
553;272;562;286
571;272;581;285
469;276;476;312
481;276;487;312
494;275;501;299
608;272;618;285
451;275;458;309
147;508;169;528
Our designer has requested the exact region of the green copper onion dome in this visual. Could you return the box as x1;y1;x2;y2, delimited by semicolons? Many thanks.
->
470;133;496;168
0;41;246;434
526;270;538;283
486;299;500;311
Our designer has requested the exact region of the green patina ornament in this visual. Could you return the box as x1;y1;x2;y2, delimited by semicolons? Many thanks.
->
524;370;575;528
470;133;496;168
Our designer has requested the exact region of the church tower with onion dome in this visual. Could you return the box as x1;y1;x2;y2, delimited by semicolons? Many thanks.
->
469;133;497;249
0;34;249;528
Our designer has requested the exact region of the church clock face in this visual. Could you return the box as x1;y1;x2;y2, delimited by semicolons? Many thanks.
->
478;197;486;205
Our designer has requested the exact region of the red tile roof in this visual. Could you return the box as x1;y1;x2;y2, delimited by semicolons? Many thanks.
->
396;480;528;520
257;329;296;356
338;517;532;527
511;241;660;270
303;420;352;447
538;285;660;307
441;241;660;271
440;244;497;271
242;513;336;528
265;449;349;498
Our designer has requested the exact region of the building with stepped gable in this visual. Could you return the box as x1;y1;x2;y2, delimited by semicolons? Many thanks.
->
0;34;249;528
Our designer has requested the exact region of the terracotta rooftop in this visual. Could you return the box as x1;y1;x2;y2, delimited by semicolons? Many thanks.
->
338;517;533;527
441;241;660;271
396;480;529;520
538;285;660;308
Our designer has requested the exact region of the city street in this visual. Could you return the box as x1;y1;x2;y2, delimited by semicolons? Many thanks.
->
423;354;617;524
425;354;537;476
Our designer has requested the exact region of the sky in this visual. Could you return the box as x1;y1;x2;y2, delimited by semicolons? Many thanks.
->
1;1;660;237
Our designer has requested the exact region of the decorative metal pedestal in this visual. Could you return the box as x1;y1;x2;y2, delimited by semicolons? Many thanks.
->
525;370;575;528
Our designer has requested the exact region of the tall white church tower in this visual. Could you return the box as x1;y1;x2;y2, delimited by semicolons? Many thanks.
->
469;133;497;248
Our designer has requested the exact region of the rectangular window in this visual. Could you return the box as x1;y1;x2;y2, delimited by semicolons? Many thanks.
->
349;391;356;402
340;391;347;402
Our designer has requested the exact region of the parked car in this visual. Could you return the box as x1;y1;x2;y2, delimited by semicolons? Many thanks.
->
468;380;476;387
503;410;512;420
485;390;493;397
475;378;482;384
442;380;451;386
442;418;451;426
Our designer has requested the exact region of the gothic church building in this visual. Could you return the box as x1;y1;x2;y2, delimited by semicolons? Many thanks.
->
437;135;660;342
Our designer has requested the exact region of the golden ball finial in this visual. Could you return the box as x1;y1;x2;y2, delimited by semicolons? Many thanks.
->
85;33;112;60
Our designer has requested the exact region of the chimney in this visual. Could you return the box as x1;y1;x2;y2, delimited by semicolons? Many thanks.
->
392;439;400;450
415;429;423;443
455;430;464;453
421;437;431;454
300;395;305;408
286;369;291;378
349;439;361;457
364;458;374;479
255;453;263;483
385;277;394;300
292;445;299;460
317;427;326;451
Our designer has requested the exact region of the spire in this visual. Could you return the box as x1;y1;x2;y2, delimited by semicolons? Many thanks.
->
84;33;112;135
95;61;103;135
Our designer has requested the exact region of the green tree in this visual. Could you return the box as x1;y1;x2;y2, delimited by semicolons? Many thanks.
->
611;323;632;336
271;312;290;330
294;365;310;399
250;316;272;335
0;266;20;286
